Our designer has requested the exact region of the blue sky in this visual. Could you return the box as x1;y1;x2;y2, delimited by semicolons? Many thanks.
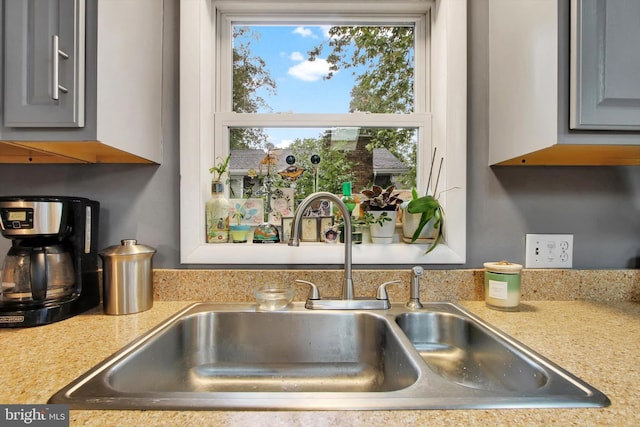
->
234;25;359;147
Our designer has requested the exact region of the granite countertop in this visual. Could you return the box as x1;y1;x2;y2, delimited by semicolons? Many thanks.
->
1;299;639;426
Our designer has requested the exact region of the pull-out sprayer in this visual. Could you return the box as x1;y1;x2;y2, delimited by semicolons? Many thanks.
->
406;266;424;309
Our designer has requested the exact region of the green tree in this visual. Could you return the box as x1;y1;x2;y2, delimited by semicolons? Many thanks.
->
308;26;414;113
285;135;355;199
309;26;416;188
232;27;277;149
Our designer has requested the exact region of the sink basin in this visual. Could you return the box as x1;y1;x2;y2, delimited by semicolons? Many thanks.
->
108;311;417;393
50;302;610;410
396;311;548;392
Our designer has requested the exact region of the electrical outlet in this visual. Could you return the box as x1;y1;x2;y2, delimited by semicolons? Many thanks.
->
525;234;573;268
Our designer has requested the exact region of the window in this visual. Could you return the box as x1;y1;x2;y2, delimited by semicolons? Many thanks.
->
180;0;467;265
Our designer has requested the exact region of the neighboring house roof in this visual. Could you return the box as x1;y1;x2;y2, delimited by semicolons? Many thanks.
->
372;148;410;174
228;149;284;173
229;148;407;175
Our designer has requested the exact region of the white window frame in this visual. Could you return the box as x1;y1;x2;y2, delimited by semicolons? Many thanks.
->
180;0;467;265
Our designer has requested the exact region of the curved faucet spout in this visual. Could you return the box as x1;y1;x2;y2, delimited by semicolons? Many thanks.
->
289;192;354;300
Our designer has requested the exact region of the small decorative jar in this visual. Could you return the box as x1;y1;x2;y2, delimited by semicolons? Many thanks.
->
483;261;523;311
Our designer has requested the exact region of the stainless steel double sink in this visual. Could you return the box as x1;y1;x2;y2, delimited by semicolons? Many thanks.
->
49;302;610;410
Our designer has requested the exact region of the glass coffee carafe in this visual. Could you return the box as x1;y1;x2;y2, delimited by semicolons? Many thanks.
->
0;244;76;304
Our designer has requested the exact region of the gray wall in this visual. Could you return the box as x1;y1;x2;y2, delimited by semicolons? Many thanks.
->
0;0;638;269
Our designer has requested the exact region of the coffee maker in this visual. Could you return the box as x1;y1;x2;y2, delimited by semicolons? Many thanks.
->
0;196;100;327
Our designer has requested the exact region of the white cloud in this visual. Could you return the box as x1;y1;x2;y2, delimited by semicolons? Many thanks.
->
277;139;295;148
266;135;293;149
320;25;332;39
287;58;335;82
292;26;316;38
289;51;304;61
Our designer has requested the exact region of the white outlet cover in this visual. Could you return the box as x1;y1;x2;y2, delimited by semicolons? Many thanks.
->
525;234;573;268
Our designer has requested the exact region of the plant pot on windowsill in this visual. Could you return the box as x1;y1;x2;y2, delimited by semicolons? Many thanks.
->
359;185;403;244
401;208;438;243
368;210;398;243
401;188;445;253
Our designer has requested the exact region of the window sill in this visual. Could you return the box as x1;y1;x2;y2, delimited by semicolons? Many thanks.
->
181;241;465;265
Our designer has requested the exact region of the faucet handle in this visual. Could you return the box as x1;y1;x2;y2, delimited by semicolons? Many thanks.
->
376;280;401;301
295;279;321;300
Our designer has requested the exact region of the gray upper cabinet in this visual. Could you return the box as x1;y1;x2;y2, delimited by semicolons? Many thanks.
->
489;0;640;166
0;0;163;164
4;0;85;127
570;0;640;130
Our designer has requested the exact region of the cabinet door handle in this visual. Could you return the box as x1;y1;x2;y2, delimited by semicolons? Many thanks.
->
51;35;70;100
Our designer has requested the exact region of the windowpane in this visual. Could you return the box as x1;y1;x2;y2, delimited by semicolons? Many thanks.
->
232;25;415;114
228;127;416;200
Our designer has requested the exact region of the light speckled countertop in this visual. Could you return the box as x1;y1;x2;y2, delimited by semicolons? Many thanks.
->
1;300;639;426
1;269;639;426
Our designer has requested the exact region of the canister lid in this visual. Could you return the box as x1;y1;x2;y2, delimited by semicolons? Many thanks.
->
99;239;157;257
483;260;523;273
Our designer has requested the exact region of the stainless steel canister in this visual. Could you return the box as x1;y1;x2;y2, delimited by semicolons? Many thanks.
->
99;239;156;315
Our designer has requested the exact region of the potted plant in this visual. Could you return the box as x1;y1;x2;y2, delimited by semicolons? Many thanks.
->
401;149;446;253
359;185;403;243
209;155;231;184
353;211;391;244
401;188;444;252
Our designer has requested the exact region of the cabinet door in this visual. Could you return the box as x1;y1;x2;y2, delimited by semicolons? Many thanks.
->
3;0;85;127
570;0;640;130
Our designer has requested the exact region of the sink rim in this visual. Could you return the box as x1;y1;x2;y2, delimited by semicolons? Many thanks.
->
49;302;611;411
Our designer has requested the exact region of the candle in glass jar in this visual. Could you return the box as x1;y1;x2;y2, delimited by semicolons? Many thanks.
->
483;261;523;311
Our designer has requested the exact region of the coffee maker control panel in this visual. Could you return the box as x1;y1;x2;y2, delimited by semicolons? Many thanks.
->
0;200;65;237
0;208;34;230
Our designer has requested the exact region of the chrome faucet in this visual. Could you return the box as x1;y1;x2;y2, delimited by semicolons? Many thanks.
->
290;192;398;309
290;192;353;299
